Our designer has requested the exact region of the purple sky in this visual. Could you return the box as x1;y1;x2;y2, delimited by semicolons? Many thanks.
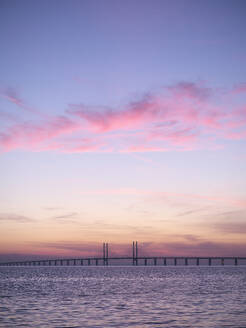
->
0;0;246;261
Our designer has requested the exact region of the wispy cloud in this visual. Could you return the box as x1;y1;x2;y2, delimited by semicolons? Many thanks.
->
29;241;107;256
176;207;209;217
43;207;63;211
140;240;246;257
1;87;28;109
0;115;81;151
80;188;246;209
50;212;79;224
53;212;77;219
0;87;44;116
0;213;35;223
231;83;246;94
213;221;246;234
20;239;246;257
1;81;246;153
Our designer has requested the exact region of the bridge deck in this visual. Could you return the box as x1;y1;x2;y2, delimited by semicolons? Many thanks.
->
1;256;246;266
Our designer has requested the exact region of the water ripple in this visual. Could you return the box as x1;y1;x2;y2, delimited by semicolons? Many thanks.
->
0;266;245;327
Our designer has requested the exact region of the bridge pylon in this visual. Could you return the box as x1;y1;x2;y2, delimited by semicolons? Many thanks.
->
103;242;109;266
132;241;138;265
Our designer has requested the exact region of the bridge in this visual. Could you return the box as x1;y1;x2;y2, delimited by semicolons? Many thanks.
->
0;242;245;266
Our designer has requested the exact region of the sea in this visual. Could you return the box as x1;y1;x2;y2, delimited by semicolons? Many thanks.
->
0;266;246;327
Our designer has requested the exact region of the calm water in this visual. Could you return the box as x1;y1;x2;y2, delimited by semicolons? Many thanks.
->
0;266;246;327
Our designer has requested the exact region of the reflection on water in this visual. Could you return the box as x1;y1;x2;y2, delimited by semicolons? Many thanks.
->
0;266;246;327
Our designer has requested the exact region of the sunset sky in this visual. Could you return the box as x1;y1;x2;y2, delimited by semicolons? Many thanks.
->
0;0;246;261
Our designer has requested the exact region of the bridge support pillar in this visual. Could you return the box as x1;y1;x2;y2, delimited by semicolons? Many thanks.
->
185;258;188;266
235;258;238;266
80;260;83;266
144;259;147;266
174;258;177;266
221;258;224;266
196;258;199;266
154;258;157;266
209;258;211;266
163;258;167;266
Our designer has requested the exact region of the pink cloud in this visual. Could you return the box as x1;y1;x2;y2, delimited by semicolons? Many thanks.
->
167;81;212;100
0;87;41;116
122;145;170;153
231;83;246;94
1;81;246;153
148;127;199;146
1;87;26;107
224;130;246;140
67;82;226;135
80;188;246;209
68;95;158;132
0;116;80;151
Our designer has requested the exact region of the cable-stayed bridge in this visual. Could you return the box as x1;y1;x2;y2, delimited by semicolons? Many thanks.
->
0;242;245;266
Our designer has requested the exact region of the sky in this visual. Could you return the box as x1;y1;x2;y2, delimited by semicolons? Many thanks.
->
0;0;246;261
